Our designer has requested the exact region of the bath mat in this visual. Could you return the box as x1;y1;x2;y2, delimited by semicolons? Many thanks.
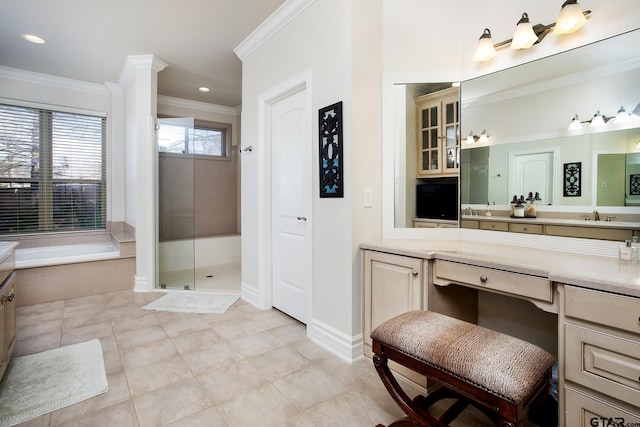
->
142;292;239;314
0;339;108;427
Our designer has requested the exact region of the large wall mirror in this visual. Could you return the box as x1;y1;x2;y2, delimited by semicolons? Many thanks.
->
385;29;640;238
460;29;640;218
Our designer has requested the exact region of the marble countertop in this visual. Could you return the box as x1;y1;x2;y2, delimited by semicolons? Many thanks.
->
461;214;640;230
0;241;18;265
360;239;640;298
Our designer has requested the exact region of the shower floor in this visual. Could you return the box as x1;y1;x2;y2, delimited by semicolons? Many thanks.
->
158;262;240;293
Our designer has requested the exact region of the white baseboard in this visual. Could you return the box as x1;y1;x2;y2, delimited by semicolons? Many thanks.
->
240;282;260;307
308;318;364;363
133;275;149;292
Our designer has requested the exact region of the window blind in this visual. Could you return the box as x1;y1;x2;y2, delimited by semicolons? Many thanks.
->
0;104;106;235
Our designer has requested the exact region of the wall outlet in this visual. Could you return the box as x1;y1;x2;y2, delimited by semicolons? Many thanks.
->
364;189;373;208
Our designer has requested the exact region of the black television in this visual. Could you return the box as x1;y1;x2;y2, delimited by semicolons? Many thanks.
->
416;178;458;221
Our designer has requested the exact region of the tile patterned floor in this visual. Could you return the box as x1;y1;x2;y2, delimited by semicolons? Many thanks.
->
13;290;502;427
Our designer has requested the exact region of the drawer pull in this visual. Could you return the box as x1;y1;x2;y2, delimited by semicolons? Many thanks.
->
523;226;528;231
480;275;488;283
4;294;13;302
412;271;419;277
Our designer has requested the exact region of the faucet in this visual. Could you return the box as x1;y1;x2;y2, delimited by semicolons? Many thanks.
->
593;210;600;221
605;216;616;222
581;214;590;221
465;206;473;216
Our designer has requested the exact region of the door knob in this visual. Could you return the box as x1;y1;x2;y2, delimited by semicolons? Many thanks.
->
297;216;307;221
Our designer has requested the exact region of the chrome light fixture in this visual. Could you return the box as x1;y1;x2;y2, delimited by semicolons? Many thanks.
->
553;0;588;34
473;29;497;62
511;13;538;49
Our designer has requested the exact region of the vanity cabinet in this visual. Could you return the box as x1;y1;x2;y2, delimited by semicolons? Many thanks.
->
562;285;640;425
415;87;460;177
363;250;426;387
0;268;16;382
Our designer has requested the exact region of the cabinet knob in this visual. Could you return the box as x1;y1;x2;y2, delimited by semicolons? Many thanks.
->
412;271;419;277
479;275;488;283
6;293;14;302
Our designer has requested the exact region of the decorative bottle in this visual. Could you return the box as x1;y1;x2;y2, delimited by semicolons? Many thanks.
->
619;240;637;263
525;192;536;218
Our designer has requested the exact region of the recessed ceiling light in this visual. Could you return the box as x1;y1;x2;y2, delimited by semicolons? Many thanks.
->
22;34;46;44
198;87;210;93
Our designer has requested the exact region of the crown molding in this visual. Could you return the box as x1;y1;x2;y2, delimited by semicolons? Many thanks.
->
118;54;169;90
233;0;316;61
0;65;110;95
157;95;239;116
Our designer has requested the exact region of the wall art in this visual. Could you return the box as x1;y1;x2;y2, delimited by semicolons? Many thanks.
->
563;162;581;197
318;101;343;198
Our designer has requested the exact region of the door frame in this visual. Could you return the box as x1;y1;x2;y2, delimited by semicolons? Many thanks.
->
257;68;313;322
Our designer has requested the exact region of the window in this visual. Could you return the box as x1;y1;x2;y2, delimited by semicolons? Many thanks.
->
0;104;106;235
157;118;229;157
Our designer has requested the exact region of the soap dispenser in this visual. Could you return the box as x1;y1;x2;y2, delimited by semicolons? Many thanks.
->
619;239;637;262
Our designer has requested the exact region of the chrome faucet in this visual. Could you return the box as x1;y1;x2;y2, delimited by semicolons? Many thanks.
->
605;216;616;222
465;206;473;216
593;210;600;221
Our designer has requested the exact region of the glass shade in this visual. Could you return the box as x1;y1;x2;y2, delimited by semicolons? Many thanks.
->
473;29;496;62
614;106;629;124
568;114;582;130
511;13;538;49
590;111;605;127
478;130;488;143
553;1;587;34
466;131;475;144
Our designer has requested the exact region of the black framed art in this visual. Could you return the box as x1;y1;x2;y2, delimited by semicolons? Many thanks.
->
630;174;640;195
318;101;343;198
563;162;582;197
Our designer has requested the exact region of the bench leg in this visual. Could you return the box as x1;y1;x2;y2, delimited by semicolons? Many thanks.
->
372;353;448;427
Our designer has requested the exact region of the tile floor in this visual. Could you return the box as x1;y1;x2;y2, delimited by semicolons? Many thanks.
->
13;290;507;427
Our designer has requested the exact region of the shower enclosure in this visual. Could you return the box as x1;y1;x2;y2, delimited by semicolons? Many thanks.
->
156;117;196;290
155;116;241;293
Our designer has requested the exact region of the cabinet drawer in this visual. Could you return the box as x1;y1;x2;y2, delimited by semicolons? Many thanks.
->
565;286;640;335
461;220;479;229
479;221;509;231
565;323;640;408
545;225;633;241
565;386;640;427
509;222;543;234
434;260;553;302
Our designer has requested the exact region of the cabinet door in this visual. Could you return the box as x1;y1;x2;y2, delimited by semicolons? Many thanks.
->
441;93;460;175
3;274;15;361
416;99;441;176
565;386;640;427
364;251;423;349
0;298;6;380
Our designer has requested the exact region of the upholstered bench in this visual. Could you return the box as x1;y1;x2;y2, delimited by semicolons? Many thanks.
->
371;311;555;427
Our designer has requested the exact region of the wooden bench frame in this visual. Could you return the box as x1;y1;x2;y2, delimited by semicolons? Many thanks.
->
372;338;553;427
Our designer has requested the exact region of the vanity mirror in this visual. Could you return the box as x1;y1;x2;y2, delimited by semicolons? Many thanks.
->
385;29;640;239
460;29;640;218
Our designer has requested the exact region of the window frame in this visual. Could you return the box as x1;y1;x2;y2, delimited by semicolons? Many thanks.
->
0;102;107;236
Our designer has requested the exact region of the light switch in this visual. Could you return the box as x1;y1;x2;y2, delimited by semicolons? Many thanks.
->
364;189;373;208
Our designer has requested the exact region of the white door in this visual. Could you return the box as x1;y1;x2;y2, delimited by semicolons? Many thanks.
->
271;89;309;324
511;151;555;205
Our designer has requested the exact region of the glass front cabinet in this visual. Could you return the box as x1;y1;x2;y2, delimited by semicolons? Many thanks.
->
415;87;460;177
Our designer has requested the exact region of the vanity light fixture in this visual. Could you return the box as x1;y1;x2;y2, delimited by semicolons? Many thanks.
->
553;0;588;34
568;114;583;130
511;13;538;49
466;131;475;144
466;130;489;144
472;2;591;62
473;29;497;62
590;110;606;127
614;106;630;124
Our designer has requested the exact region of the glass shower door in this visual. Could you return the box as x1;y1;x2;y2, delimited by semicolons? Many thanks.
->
156;117;196;290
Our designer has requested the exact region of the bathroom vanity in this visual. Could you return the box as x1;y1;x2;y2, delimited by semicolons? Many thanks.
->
0;242;17;381
361;239;640;427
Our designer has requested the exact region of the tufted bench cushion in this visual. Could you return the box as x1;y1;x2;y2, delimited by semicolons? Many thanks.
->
371;310;555;405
